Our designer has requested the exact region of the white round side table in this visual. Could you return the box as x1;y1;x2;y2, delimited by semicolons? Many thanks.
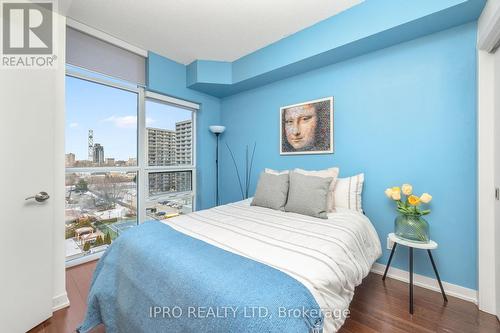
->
382;233;448;314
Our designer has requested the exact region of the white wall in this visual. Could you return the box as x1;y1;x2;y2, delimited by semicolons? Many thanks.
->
478;50;497;315
477;0;500;315
495;48;500;318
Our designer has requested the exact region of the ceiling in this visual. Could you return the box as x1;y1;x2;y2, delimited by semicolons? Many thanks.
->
60;0;362;64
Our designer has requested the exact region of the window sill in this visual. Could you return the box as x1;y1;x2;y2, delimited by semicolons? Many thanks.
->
66;251;104;268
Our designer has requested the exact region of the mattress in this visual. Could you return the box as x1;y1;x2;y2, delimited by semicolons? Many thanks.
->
164;199;382;332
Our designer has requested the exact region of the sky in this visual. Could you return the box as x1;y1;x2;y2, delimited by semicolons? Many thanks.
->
65;75;192;161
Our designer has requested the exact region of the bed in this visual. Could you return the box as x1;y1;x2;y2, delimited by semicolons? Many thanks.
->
79;199;381;333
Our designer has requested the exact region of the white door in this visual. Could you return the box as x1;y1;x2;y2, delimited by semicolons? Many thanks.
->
0;18;65;333
0;72;57;331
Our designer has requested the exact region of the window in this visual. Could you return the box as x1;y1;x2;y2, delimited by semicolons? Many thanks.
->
143;96;196;222
148;171;192;196
65;68;197;261
65;171;137;259
146;99;193;167
65;75;138;168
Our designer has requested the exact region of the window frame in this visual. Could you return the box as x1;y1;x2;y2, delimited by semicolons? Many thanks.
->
139;91;198;223
65;69;198;230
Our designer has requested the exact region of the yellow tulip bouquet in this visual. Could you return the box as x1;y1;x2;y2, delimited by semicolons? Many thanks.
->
385;184;432;242
385;184;432;216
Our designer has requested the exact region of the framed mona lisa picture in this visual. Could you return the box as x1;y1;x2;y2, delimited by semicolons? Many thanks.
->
280;97;334;155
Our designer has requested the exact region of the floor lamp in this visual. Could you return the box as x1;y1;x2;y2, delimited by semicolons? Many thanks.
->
209;125;226;205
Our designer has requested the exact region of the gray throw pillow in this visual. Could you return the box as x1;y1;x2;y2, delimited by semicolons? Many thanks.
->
251;172;289;211
285;172;332;219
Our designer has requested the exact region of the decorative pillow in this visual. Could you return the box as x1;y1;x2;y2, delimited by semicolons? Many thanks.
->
294;167;339;212
264;168;289;175
331;173;365;212
251;172;289;210
285;172;332;219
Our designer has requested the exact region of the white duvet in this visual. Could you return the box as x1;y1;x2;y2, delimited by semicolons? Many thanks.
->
164;199;381;332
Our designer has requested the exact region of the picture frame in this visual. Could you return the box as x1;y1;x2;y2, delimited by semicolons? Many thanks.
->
279;97;334;155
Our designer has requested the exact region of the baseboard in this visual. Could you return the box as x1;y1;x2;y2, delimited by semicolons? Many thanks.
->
52;292;70;312
371;263;478;304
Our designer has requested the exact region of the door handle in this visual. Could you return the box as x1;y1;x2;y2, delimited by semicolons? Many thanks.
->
25;191;50;202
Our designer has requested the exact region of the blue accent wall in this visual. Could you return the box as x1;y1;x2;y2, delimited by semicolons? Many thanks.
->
187;0;485;97
147;52;222;210
218;23;478;289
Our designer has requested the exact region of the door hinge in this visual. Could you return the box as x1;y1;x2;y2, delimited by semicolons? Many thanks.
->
495;187;499;200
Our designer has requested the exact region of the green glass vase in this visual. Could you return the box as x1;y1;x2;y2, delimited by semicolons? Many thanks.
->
394;213;430;243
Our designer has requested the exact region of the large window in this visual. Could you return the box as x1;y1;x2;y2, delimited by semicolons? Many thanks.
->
65;75;138;168
143;97;195;222
65;69;197;261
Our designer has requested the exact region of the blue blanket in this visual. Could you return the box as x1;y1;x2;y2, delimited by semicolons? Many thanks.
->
78;221;323;333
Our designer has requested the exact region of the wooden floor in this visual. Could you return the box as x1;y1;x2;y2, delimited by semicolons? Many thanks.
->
29;260;500;333
28;261;104;333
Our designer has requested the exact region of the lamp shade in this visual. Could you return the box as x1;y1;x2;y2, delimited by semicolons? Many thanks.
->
209;125;226;134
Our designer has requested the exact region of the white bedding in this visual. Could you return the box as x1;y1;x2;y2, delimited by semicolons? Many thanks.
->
164;199;381;332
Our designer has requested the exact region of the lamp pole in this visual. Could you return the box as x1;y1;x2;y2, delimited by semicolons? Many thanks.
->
215;132;220;206
209;125;225;207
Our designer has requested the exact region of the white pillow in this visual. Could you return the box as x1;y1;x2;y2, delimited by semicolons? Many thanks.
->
331;173;364;212
294;168;339;212
264;168;289;175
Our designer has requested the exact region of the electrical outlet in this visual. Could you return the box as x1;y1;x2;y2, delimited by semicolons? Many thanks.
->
387;236;394;250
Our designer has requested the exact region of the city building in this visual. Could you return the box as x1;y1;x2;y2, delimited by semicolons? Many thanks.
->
147;122;192;195
147;128;176;166
175;120;192;165
65;153;75;167
148;170;192;196
175;120;192;192
148;127;177;194
73;160;93;168
126;157;137;166
105;158;115;166
93;143;104;165
148;171;176;195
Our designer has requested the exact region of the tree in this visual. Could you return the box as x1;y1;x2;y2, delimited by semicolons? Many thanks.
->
104;232;112;245
75;217;92;229
93;174;125;207
65;228;75;240
83;242;91;252
75;178;88;192
95;235;104;246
